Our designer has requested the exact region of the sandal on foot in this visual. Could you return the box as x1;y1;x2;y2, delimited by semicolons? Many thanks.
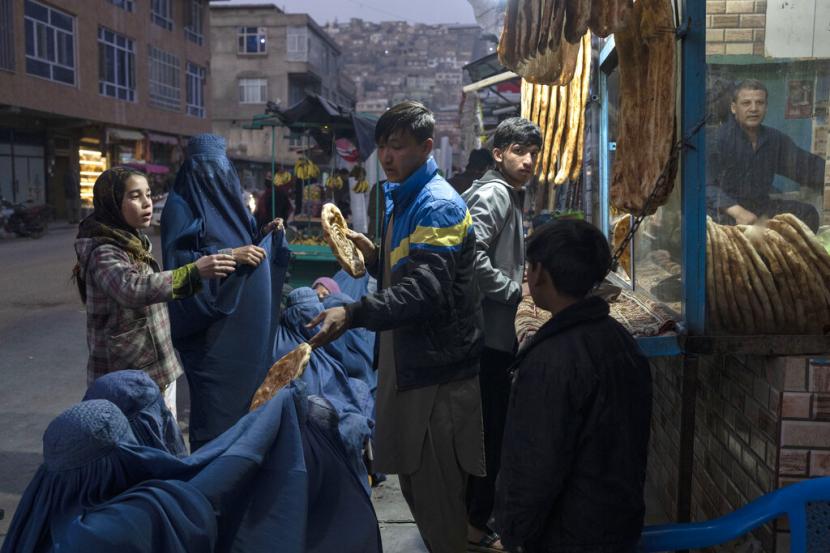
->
467;532;504;552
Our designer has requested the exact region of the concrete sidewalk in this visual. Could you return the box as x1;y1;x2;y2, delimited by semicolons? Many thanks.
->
372;476;429;553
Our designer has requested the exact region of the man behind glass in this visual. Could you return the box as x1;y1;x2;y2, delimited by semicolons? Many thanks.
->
707;79;825;231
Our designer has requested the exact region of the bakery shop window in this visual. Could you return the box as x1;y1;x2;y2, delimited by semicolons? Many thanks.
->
704;1;830;335
598;31;683;315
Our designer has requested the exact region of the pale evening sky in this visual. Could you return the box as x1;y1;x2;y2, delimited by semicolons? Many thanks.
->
215;0;480;26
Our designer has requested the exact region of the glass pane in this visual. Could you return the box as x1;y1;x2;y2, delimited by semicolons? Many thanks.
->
53;66;74;84
58;32;73;67
246;35;257;53
25;57;49;78
25;20;34;56
705;3;830;335
24;1;47;22
50;10;73;32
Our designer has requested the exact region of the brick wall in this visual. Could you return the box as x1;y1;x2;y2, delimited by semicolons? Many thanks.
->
646;354;830;553
706;0;767;57
648;356;685;518
692;354;781;552
776;357;830;552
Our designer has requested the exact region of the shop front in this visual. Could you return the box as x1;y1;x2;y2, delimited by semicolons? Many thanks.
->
498;0;830;549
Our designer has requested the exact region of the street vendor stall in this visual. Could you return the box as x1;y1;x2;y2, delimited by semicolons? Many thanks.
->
244;96;377;287
503;0;830;549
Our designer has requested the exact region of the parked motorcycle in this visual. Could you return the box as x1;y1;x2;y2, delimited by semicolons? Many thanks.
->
0;199;52;238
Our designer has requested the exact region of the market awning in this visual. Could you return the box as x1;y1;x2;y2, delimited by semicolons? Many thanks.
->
147;132;179;145
107;128;145;142
462;71;520;94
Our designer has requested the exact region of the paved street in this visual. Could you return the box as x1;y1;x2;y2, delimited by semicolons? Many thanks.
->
0;222;425;551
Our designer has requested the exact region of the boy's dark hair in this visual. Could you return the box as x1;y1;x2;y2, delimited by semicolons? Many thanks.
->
732;79;768;102
492;117;542;151
375;100;434;144
467;148;494;171
526;219;611;298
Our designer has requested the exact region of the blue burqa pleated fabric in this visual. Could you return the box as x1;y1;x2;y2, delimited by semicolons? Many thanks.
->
1;392;308;553
276;287;373;487
303;395;382;553
332;269;374;300
322;292;377;396
83;370;188;457
160;134;290;449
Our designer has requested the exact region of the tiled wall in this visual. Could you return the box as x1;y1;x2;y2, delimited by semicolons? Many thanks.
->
706;0;767;56
646;354;830;552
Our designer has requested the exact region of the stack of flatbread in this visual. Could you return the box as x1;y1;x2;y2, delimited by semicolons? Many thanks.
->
499;0;633;85
249;343;312;411
706;215;830;335
321;203;366;278
520;32;591;199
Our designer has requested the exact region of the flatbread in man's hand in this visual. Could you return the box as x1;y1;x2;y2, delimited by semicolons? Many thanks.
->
249;343;312;411
322;203;366;277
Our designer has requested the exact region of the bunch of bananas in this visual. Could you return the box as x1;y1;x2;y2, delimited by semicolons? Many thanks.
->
302;184;322;201
326;175;344;190
294;158;320;180
353;179;370;193
291;236;328;246
273;171;292;186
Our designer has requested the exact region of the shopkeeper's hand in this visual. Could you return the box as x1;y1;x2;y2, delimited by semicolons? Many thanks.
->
347;230;378;266
230;245;267;267
726;204;758;225
306;306;350;349
195;254;236;279
262;217;284;235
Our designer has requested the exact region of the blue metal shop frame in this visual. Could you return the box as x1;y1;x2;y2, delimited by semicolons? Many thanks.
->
596;0;706;358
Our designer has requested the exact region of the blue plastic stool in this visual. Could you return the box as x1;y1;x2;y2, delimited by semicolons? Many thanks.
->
639;477;830;552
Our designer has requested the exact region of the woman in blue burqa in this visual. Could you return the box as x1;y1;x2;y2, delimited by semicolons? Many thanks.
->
277;287;374;484
2;381;381;553
161;134;290;451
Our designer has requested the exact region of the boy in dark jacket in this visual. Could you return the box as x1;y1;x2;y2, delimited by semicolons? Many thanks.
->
493;219;652;553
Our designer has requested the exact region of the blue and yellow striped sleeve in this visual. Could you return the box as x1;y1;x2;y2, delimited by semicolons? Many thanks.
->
409;199;473;253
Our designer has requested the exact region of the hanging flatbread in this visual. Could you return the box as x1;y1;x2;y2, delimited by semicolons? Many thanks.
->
322;203;366;278
569;33;592;181
564;0;592;43
589;0;633;38
250;343;311;411
612;216;632;277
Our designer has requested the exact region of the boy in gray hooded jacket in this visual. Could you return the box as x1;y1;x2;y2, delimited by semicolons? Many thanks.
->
462;117;541;550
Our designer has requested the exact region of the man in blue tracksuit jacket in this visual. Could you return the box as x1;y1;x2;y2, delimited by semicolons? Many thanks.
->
309;101;485;553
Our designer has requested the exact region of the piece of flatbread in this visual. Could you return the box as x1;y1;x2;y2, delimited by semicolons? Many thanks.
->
250;343;311;411
322;203;366;278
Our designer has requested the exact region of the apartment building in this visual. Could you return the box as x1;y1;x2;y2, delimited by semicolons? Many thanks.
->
0;0;212;216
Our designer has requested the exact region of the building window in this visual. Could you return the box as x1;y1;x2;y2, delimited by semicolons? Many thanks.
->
24;0;75;85
186;62;206;118
107;0;134;12
148;46;180;111
238;27;266;54
238;78;267;104
98;26;135;101
286;26;308;62
151;0;173;30
185;0;204;45
0;0;15;71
